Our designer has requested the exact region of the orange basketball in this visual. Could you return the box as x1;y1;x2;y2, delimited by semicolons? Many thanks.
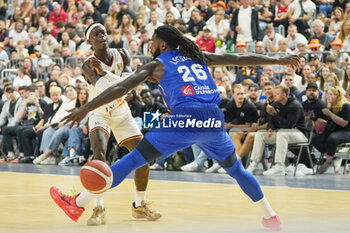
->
80;160;113;194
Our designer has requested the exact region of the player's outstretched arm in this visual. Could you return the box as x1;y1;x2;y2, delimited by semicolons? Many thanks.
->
62;60;161;127
204;52;301;68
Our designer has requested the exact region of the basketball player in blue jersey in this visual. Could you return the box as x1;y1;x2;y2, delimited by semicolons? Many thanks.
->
51;25;301;230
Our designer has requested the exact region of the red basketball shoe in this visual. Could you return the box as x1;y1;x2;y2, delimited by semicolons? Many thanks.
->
262;215;282;230
50;186;85;222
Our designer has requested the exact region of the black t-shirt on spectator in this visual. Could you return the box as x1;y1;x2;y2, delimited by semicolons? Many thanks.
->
225;99;259;125
21;99;48;125
259;100;274;126
253;101;264;114
302;98;327;120
187;20;206;37
333;103;350;131
109;40;124;49
197;6;214;22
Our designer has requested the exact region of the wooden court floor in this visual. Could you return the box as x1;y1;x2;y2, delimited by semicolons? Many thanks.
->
0;172;349;233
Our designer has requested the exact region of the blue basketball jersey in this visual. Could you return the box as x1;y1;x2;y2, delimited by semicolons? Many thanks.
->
156;50;221;110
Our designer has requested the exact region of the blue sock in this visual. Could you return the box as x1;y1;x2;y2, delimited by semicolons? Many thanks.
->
224;160;264;202
110;149;147;188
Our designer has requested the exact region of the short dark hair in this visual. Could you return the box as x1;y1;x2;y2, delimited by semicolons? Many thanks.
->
264;81;275;87
140;89;152;97
325;55;336;63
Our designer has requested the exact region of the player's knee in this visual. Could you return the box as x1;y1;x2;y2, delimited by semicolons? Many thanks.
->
135;137;162;162
218;152;237;168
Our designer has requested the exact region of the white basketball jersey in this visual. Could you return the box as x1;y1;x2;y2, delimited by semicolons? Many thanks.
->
88;49;126;116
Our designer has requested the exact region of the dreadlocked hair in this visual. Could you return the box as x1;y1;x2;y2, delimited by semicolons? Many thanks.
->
154;25;207;65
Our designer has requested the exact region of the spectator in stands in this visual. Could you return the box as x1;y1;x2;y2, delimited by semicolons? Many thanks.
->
0;85;23;162
20;0;34;22
308;19;331;50
287;0;315;38
160;0;180;23
308;54;322;74
145;11;163;39
329;38;348;68
117;0;136;28
93;0;110;16
338;19;350;50
187;8;206;38
41;30;59;57
255;41;266;54
0;42;8;68
66;0;79;23
273;0;291;30
32;45;52;76
9;19;29;49
313;86;350;174
263;24;284;53
13;67;32;89
84;3;103;24
14;84;47;163
0;19;9;47
195;26;215;53
227;84;259;159
164;11;175;26
286;24;308;52
129;39;142;60
59;31;76;53
181;0;196;24
283;73;300;98
346;87;350;101
35;80;51;104
109;31;124;49
27;34;40;55
343;63;350;90
247;83;264;112
247;85;308;176
225;84;258;132
231;0;260;43
107;1;119;28
34;85;77;165
134;15;145;37
206;9;229;42
302;82;327;121
328;7;345;36
49;2;68;27
197;0;213;22
140;89;168;114
147;0;162;23
257;0;275;39
325;55;344;81
235;64;262;84
263;65;280;85
139;29;150;56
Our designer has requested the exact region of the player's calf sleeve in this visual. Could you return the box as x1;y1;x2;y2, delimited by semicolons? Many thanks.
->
110;149;147;188
225;160;264;202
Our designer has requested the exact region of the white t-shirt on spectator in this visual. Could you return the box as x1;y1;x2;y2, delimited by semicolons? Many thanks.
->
9;29;30;47
290;0;315;18
159;7;180;23
237;6;252;42
287;33;308;50
145;22;164;39
206;17;230;39
13;75;32;88
263;33;284;53
181;6;196;24
294;74;305;92
342;36;350;51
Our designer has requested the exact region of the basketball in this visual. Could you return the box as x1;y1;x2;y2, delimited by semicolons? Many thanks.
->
80;160;113;194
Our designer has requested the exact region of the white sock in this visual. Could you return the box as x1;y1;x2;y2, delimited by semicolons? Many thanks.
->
69;148;76;158
95;194;104;208
76;190;98;208
256;196;276;219
135;191;146;207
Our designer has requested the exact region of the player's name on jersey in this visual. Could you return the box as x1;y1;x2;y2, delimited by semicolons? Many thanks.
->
169;55;190;65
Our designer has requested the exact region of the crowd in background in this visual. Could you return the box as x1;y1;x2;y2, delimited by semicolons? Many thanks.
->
0;0;349;176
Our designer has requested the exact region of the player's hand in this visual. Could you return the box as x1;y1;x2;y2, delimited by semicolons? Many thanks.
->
61;106;89;129
277;55;301;69
88;57;107;76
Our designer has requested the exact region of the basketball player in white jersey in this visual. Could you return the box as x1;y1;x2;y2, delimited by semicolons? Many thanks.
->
81;23;161;225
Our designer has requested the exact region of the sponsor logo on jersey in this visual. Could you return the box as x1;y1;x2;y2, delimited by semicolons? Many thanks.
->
181;84;195;96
